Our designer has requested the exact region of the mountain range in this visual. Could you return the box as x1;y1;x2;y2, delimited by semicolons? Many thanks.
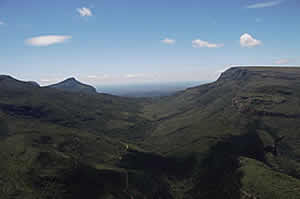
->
1;67;300;199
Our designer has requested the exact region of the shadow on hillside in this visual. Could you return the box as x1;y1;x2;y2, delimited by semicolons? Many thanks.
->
118;150;197;198
119;149;197;177
60;163;128;199
30;159;128;199
0;118;9;138
189;120;266;199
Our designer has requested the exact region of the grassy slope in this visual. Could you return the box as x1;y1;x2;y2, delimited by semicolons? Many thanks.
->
0;118;129;198
141;67;300;197
0;75;151;140
143;67;300;155
2;67;300;198
0;76;146;198
240;157;300;199
0;75;191;199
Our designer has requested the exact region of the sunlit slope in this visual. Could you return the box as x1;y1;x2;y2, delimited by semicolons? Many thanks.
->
240;157;300;199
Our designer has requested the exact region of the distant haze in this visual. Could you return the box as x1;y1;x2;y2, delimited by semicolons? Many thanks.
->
96;81;206;97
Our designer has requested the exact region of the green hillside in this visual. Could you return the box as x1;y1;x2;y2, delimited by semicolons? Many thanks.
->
141;67;300;197
144;67;300;160
47;77;97;94
1;67;300;198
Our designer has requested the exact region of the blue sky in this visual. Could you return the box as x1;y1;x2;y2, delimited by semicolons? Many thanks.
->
0;0;299;85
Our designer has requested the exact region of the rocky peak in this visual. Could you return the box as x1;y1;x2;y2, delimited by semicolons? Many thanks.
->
217;67;252;82
65;77;77;82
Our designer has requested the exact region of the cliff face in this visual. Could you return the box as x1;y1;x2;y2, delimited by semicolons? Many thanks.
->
218;66;300;82
221;67;300;117
138;66;300;199
47;77;97;94
217;67;253;82
143;66;300;172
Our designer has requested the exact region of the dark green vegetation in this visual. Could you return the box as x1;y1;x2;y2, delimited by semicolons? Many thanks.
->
1;67;300;198
47;77;97;94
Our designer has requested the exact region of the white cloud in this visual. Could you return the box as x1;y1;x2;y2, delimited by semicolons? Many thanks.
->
274;59;289;65
26;35;72;47
77;7;93;17
125;74;145;79
87;75;97;79
161;38;176;45
39;78;60;85
246;0;283;9
0;21;4;25
40;79;52;82
240;33;262;48
192;39;224;48
87;74;110;79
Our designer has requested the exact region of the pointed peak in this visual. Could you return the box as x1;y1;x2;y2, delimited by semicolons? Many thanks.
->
48;77;97;94
64;77;78;82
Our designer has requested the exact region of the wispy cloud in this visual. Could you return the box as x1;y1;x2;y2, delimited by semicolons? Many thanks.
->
77;7;93;17
125;74;145;79
192;39;224;48
246;0;283;9
87;75;97;79
87;74;110;79
26;35;72;47
240;33;262;48
161;38;176;45
40;79;53;83
0;21;5;25
274;59;289;65
39;78;61;85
